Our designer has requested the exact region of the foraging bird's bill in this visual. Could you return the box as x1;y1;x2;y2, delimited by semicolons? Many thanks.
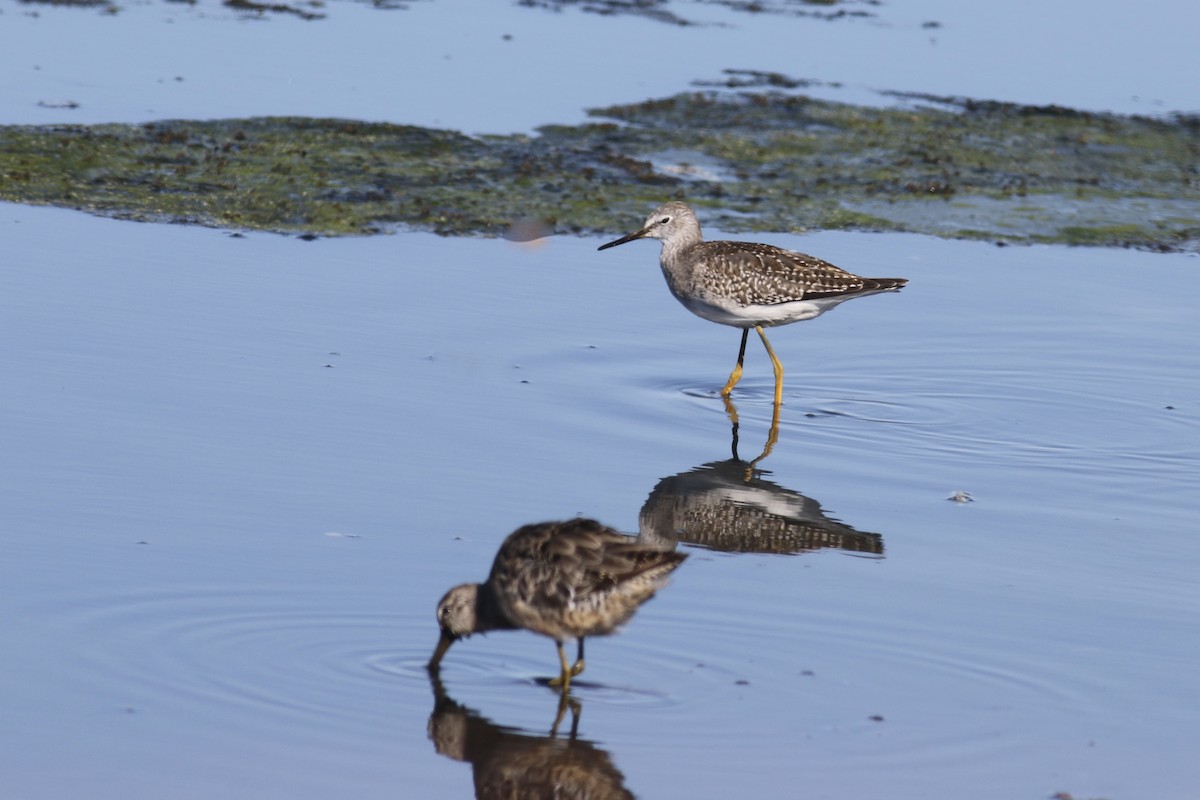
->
428;630;455;671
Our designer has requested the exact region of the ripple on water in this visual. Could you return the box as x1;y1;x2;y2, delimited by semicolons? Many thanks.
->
617;572;1117;777
52;587;432;740
662;363;1200;483
56;582;702;740
865;368;1190;473
33;555;1180;792
415;632;683;712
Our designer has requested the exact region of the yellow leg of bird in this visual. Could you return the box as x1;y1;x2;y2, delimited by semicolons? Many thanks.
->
569;639;586;678
720;363;743;397
549;640;572;691
720;329;751;397
756;325;784;406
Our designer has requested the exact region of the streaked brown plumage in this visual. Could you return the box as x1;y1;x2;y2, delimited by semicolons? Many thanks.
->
638;458;884;557
428;519;687;691
598;201;907;404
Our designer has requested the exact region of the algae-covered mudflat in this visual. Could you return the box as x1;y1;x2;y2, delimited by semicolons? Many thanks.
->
2;87;1197;249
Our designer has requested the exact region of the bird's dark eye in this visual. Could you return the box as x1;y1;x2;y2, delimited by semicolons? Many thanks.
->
659;216;670;224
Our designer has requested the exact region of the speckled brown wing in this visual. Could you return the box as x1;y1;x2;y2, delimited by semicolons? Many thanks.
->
693;241;905;305
487;519;686;641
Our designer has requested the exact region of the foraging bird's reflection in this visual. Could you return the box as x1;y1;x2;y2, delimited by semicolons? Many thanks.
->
427;671;636;800
638;398;884;557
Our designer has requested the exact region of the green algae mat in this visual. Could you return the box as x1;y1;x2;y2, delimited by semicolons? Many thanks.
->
2;90;1197;250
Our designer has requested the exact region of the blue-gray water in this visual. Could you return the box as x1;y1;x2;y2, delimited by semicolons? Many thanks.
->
4;201;1198;799
1;0;1196;132
2;1;1199;798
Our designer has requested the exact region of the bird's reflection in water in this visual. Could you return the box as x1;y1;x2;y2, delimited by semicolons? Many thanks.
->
638;397;884;556
427;671;636;800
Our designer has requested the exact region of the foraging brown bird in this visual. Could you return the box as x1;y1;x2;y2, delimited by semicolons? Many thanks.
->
599;202;908;405
428;519;686;691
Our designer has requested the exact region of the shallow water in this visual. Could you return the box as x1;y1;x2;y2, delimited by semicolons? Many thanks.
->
1;0;1197;135
3;0;1200;797
3;201;1198;799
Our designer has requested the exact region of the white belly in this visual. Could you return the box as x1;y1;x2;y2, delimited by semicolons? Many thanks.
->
676;294;832;328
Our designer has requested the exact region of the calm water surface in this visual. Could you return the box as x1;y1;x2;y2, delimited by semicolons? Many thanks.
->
2;1;1199;798
1;0;1197;132
2;202;1197;799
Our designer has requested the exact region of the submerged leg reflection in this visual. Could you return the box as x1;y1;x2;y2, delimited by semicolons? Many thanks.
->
549;691;582;739
722;395;781;474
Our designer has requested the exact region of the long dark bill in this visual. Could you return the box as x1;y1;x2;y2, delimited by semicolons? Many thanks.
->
428;631;455;671
597;228;649;251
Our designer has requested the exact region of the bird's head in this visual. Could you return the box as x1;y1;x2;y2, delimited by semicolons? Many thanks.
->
428;583;479;671
598;201;698;250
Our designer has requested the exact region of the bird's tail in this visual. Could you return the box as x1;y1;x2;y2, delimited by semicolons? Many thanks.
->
865;277;908;291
